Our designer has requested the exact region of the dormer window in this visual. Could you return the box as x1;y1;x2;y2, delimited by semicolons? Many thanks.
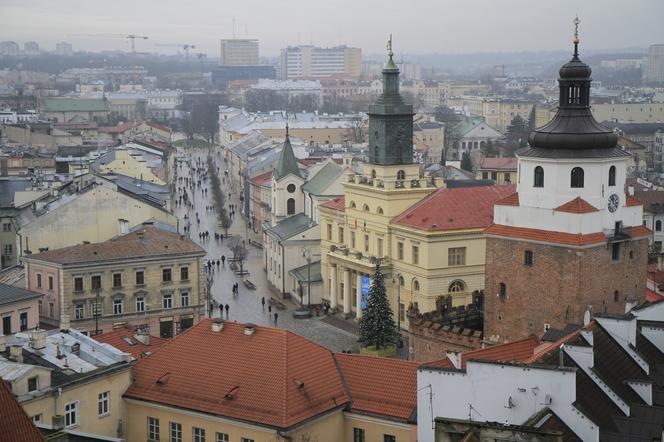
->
571;167;584;188
608;165;616;186
534;166;544;188
396;170;405;180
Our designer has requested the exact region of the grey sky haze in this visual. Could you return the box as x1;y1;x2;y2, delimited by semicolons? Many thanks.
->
1;0;662;57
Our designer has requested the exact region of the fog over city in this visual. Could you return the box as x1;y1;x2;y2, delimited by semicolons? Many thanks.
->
1;0;663;55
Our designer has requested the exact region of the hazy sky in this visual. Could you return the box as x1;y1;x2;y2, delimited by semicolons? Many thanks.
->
1;0;662;57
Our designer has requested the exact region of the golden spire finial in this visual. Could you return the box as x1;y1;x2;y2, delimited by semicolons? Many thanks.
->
387;34;393;60
572;15;580;45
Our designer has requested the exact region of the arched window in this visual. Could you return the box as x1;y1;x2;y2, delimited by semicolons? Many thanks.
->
287;198;295;215
377;207;384;215
448;280;466;293
534;166;544;188
571;167;584;188
362;204;370;212
349;201;356;209
413;279;420;291
656;220;662;232
398;275;404;287
396;170;405;180
608;165;616;187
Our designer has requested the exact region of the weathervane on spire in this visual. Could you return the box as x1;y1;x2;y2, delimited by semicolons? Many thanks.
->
572;15;580;57
387;34;393;61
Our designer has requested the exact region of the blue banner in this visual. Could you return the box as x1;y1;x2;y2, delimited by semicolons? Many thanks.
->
360;275;371;309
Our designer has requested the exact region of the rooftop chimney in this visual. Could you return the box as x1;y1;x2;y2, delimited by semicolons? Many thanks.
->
244;324;256;336
134;330;150;345
211;319;224;332
9;344;23;363
31;330;46;350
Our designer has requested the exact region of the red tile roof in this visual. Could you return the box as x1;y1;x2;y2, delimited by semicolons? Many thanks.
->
335;353;417;422
480;157;517;171
0;380;45;441
250;170;273;186
628;225;652;239
485;224;607;246
626;195;642;207
95;327;169;360
495;192;519;206
525;328;584;364
144;121;173;133
425;336;540;369
554;197;599;214
124;320;350;430
27;226;205;265
646;288;664;302
392;185;516;232
320;196;345;212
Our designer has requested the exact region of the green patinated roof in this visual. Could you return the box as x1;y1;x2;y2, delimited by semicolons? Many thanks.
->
264;213;315;241
273;136;303;180
453;116;485;137
41;98;109;113
289;260;322;283
301;161;344;196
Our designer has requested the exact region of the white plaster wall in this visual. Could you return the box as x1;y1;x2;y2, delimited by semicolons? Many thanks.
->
418;362;599;442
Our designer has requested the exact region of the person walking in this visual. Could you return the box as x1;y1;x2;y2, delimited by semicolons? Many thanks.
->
219;304;223;318
225;303;229;317
268;305;272;314
261;297;265;309
274;312;279;324
216;259;220;269
221;255;226;266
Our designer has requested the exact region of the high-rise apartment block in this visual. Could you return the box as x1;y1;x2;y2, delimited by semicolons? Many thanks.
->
279;45;362;79
643;44;664;85
219;39;259;66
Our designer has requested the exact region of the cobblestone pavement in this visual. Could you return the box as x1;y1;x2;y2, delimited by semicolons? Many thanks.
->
174;147;359;352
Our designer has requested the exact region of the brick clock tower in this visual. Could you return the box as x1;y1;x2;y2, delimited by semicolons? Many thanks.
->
484;20;650;343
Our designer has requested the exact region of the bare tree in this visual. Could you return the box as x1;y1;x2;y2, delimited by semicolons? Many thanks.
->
229;237;248;276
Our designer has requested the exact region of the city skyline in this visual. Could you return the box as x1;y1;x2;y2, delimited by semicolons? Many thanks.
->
1;0;662;57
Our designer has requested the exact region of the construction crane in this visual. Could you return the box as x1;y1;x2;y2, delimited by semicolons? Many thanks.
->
66;33;149;53
156;44;196;64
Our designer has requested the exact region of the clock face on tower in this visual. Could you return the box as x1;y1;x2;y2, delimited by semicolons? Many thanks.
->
608;193;619;213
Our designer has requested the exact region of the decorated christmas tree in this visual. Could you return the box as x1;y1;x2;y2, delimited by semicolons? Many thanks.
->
358;262;397;350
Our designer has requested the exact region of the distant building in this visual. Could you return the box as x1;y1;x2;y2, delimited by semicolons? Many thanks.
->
0;41;20;56
279;45;362;79
477;157;517;184
247;78;323;108
54;41;73;56
23;41;39;56
39;97;110;123
643;44;664;85
0;283;41;335
211;65;276;90
592;102;664;124
219;39;259;66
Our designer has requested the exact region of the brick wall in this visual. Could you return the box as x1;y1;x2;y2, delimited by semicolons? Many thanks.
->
484;236;648;343
408;317;482;362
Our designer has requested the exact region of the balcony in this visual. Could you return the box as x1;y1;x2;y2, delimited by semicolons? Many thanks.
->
328;245;390;268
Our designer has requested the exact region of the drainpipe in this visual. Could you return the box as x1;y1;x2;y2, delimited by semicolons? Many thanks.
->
281;242;286;295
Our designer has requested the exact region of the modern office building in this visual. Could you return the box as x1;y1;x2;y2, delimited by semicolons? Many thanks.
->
643;44;664;85
219;39;259;66
279;45;362;79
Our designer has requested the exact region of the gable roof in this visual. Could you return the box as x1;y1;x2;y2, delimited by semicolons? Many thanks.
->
302;161;344;196
41;98;108;113
0;380;45;441
424;336;540;369
124;320;350;430
555;197;599;214
495;192;519;206
480;157;517;171
94;327;169;360
334;353;417;422
0;283;42;306
250;170;273;187
320;196;345;212
264;213;316;241
392;185;515;232
26;226;205;265
274;135;303;180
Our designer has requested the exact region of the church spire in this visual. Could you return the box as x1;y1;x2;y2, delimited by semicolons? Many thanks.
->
274;124;302;180
572;15;580;58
